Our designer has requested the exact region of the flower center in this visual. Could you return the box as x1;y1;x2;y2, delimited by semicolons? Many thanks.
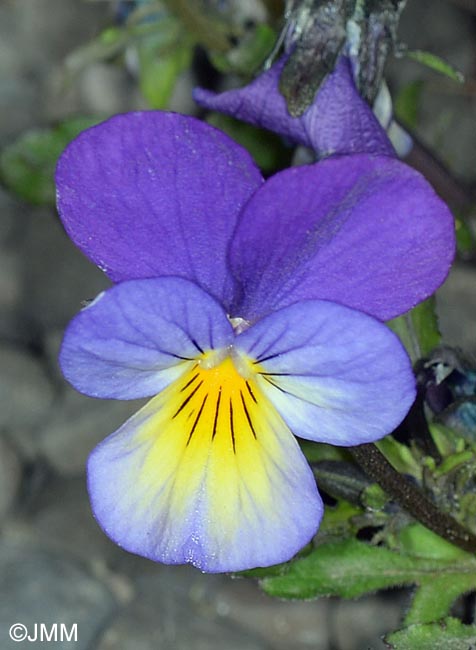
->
163;351;263;453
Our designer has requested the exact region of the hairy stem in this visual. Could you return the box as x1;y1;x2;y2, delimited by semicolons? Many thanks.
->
350;442;476;554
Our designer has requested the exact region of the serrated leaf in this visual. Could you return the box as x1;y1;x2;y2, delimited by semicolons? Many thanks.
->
406;50;464;83
0;117;102;205
387;297;441;362
385;617;476;649
405;575;476;625
260;539;476;622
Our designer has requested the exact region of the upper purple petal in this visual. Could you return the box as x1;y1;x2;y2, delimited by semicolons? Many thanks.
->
60;277;234;400
55;112;263;307
194;56;394;158
229;154;455;322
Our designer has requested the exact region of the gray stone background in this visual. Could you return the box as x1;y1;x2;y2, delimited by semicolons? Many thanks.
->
0;1;475;648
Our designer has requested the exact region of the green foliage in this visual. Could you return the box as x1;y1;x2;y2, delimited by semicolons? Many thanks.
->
376;436;422;480
259;539;476;625
0;117;102;205
454;214;476;258
387;297;441;363
162;0;235;53
210;24;277;75
137;39;193;108
394;80;424;129
406;50;464;83
300;440;351;464
385;618;476;649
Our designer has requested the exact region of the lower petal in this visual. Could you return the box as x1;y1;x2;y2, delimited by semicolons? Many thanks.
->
88;356;322;572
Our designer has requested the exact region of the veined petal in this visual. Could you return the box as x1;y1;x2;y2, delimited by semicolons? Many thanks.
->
236;300;416;445
55;112;263;306
194;56;393;158
230;155;455;322
88;355;322;572
60;277;234;400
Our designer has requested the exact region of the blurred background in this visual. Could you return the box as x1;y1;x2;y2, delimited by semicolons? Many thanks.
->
0;1;476;648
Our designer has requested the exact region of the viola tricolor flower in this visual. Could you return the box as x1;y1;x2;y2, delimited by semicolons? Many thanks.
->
194;56;394;158
56;112;454;572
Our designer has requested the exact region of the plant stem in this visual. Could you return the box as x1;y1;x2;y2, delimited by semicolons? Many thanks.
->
350;442;476;554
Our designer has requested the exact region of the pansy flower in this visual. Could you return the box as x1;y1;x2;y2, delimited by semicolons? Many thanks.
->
57;112;454;572
194;56;394;159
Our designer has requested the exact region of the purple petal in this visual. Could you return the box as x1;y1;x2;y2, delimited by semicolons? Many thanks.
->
194;57;394;158
236;300;416;445
88;358;322;572
60;277;233;399
230;155;455;322
56;112;263;306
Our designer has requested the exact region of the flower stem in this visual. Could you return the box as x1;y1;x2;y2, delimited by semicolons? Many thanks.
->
350;442;476;554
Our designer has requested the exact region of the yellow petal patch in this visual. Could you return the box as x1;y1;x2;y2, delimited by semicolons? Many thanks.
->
136;353;290;534
89;349;321;570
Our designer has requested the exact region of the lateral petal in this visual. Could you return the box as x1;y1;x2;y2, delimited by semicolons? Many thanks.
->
60;277;234;400
236;300;416;445
88;357;322;572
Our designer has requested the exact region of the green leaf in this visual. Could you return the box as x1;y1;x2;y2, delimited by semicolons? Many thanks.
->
0;117;102;205
260;539;476;623
394;80;424;129
387;297;441;362
429;422;465;457
137;40;192;108
211;24;277;75
385;618;476;649
313;461;372;504
406;50;464;83
163;0;234;52
398;524;469;562
455;214;476;258
376;436;422;480
299;440;352;464
406;575;476;625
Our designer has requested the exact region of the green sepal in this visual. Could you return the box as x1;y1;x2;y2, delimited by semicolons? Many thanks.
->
0;116;102;205
385;618;476;649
